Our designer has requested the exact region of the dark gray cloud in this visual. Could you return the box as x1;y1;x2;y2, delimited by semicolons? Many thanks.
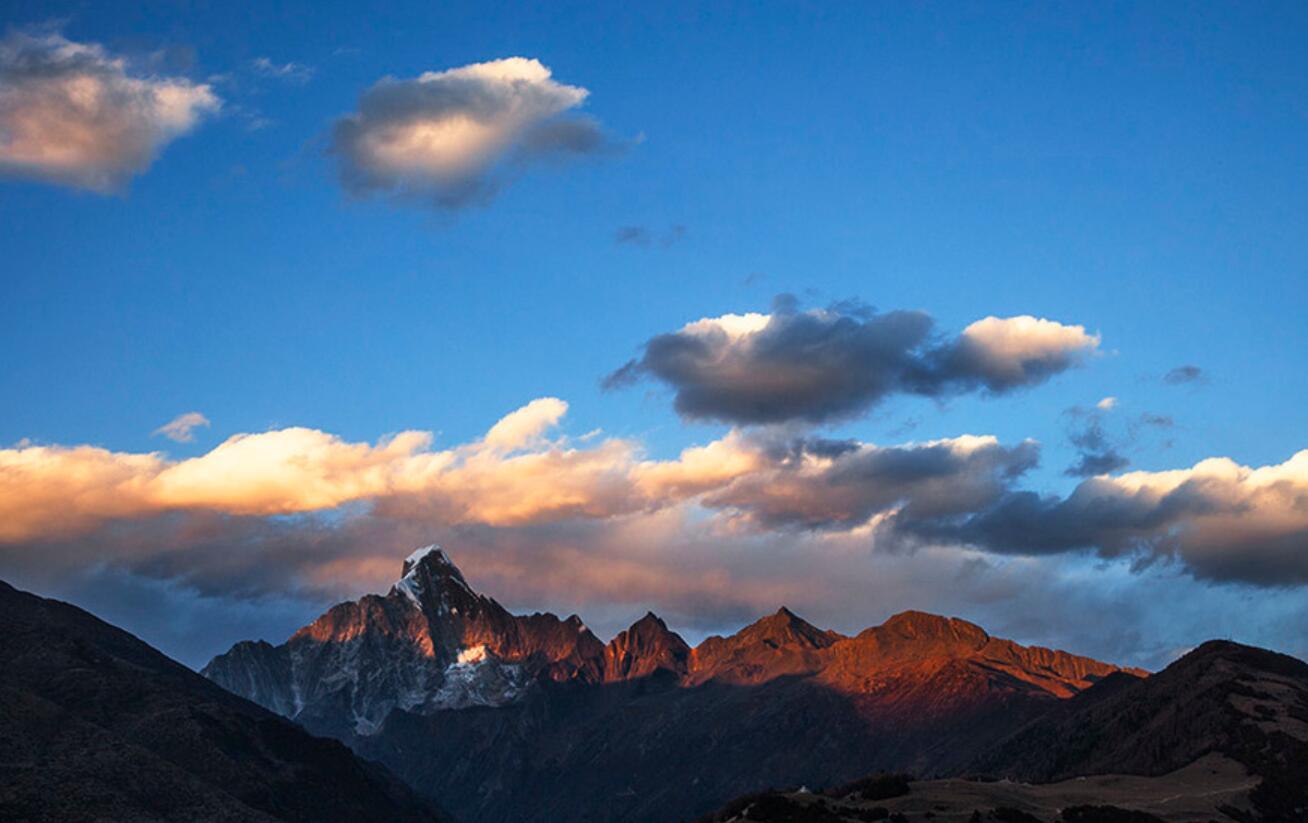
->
329;57;608;209
1064;451;1130;477
1163;365;1206;385
890;451;1308;587
615;224;686;248
605;297;1101;425
1139;413;1175;428
615;225;650;245
706;433;1040;531
1062;404;1130;478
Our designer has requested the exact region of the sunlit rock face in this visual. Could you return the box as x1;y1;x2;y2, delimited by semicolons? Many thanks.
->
203;546;604;736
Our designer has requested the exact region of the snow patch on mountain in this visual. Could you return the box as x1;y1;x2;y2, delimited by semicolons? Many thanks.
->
405;544;445;569
457;644;489;665
431;645;529;711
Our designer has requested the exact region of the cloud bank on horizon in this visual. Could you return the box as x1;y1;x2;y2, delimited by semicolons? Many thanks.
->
0;30;219;192
330;57;609;208
4;387;1307;604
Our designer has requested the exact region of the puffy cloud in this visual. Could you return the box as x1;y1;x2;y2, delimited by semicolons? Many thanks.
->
153;411;210;443
482;396;568;451
703;434;1039;531
0;399;754;543
939;316;1100;392
605;299;1100;425
0;30;219;192
894;450;1308;586
330;57;606;208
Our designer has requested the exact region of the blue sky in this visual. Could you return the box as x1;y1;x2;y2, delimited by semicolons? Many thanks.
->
2;2;1306;669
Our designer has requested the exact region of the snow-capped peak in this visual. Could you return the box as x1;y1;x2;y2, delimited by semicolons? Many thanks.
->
394;545;443;605
392;544;474;608
403;544;448;573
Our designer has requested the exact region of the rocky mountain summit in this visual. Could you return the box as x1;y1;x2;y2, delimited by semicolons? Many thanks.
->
204;546;604;736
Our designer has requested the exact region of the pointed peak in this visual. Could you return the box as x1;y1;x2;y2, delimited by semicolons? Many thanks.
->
392;545;473;607
401;544;457;576
615;612;688;650
749;605;813;629
736;606;838;649
633;611;668;631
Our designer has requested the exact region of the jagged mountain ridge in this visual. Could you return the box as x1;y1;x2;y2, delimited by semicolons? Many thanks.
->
205;546;1137;740
204;547;1145;822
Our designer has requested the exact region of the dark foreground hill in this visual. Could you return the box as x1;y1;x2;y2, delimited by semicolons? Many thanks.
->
974;639;1308;821
700;640;1308;822
0;580;448;823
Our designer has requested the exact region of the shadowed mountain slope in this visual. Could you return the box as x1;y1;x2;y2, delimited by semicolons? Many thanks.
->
702;641;1308;822
972;640;1308;820
0;580;448;823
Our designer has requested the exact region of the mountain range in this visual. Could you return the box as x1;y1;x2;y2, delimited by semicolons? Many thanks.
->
204;547;1157;821
6;545;1303;822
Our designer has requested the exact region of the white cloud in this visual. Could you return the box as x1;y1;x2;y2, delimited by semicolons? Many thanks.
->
955;315;1100;389
330;57;606;208
0;30;219;192
153;411;211;443
483;397;569;451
